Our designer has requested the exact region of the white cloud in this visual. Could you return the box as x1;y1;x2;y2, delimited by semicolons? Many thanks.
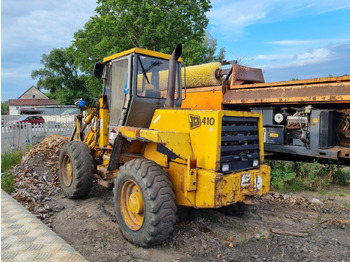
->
1;0;97;101
2;63;41;79
255;54;292;60
267;40;325;46
208;0;350;38
2;0;96;56
253;41;350;80
296;48;329;63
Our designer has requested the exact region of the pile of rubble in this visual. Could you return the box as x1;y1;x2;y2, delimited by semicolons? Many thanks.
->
262;192;349;215
263;192;313;207
10;135;69;225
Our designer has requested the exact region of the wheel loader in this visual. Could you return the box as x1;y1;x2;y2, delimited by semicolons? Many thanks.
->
59;44;270;247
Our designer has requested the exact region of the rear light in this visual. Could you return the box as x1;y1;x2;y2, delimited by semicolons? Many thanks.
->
190;159;197;169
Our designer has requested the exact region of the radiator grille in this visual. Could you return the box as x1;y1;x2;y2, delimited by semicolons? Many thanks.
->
221;116;260;173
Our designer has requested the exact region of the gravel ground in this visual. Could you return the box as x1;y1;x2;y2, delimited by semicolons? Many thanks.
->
10;135;350;262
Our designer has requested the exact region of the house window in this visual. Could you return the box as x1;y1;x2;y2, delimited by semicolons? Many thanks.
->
33;95;36;99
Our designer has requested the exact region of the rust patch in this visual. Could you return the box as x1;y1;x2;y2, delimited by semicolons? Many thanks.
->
214;174;223;206
223;83;350;105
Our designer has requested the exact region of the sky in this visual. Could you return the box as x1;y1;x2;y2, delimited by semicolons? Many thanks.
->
2;0;350;102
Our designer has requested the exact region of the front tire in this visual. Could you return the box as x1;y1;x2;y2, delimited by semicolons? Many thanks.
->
113;158;176;247
59;141;94;198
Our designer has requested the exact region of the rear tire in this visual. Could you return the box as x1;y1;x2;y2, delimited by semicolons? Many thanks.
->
113;158;176;247
59;141;94;198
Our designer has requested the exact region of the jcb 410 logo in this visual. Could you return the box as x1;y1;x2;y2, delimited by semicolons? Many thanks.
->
189;114;201;129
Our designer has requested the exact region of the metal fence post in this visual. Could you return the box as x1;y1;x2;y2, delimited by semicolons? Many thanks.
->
26;123;33;146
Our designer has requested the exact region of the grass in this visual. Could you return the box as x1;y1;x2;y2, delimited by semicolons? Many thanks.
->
1;149;26;193
267;160;350;193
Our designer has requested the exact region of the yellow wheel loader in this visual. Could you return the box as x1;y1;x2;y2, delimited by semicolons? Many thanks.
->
59;44;270;247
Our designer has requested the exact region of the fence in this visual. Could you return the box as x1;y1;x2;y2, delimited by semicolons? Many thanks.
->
1;121;75;153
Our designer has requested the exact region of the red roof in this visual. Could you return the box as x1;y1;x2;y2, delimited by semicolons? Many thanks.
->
8;99;59;106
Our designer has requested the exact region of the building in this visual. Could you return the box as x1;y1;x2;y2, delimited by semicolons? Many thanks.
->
8;86;76;115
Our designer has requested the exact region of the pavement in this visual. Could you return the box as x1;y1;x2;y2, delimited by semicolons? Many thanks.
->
1;190;87;261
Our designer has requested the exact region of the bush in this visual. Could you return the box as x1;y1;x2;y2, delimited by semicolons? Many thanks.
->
1;149;25;193
269;161;300;192
267;160;345;192
1;172;15;193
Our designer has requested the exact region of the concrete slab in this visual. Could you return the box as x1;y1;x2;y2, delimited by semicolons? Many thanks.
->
1;190;87;261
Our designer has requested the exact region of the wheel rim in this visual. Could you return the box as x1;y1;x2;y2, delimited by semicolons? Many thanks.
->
62;155;73;187
120;180;145;231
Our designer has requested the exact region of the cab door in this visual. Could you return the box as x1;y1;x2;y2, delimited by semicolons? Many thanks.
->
104;56;131;142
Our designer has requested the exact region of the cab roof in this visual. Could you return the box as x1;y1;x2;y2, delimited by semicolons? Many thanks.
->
103;47;182;63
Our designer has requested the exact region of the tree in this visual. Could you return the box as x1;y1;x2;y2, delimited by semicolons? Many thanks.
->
32;0;215;102
1;101;9;115
72;0;212;73
201;31;226;63
31;48;91;104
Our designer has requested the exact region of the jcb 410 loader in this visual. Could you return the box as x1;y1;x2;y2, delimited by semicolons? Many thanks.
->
59;44;270;246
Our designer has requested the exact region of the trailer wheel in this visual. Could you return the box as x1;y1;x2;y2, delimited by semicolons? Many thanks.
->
113;158;176;247
59;141;94;198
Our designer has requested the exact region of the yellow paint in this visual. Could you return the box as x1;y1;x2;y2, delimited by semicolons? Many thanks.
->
186;156;197;192
99;96;109;147
143;142;168;167
120;180;144;231
119;126;193;161
103;48;182;63
168;161;270;208
168;162;194;206
147;109;265;170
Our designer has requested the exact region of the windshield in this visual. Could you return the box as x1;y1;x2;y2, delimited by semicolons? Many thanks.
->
136;55;179;99
17;116;27;121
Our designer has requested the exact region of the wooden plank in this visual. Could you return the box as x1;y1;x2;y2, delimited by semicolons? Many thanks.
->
271;228;308;237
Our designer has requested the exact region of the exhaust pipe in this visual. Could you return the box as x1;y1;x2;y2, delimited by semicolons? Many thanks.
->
166;44;182;108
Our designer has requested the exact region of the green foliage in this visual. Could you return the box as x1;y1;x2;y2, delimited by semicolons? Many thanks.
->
31;48;94;104
330;164;350;186
73;0;211;71
291;77;299;81
269;160;299;192
298;162;332;190
1;101;9;115
1;150;25;193
1;150;25;172
1;172;15;193
32;0;220;102
268;160;343;192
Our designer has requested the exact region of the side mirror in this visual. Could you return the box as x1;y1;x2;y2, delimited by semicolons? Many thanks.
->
93;62;104;79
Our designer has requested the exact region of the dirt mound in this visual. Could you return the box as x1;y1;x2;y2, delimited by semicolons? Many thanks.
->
10;135;68;226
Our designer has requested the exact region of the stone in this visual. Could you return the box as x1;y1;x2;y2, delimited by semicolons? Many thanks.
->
311;198;323;204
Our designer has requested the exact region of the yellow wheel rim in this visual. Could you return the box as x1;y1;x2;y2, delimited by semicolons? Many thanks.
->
62;155;73;187
120;180;145;231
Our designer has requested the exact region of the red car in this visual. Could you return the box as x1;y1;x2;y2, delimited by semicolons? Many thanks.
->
8;115;45;128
